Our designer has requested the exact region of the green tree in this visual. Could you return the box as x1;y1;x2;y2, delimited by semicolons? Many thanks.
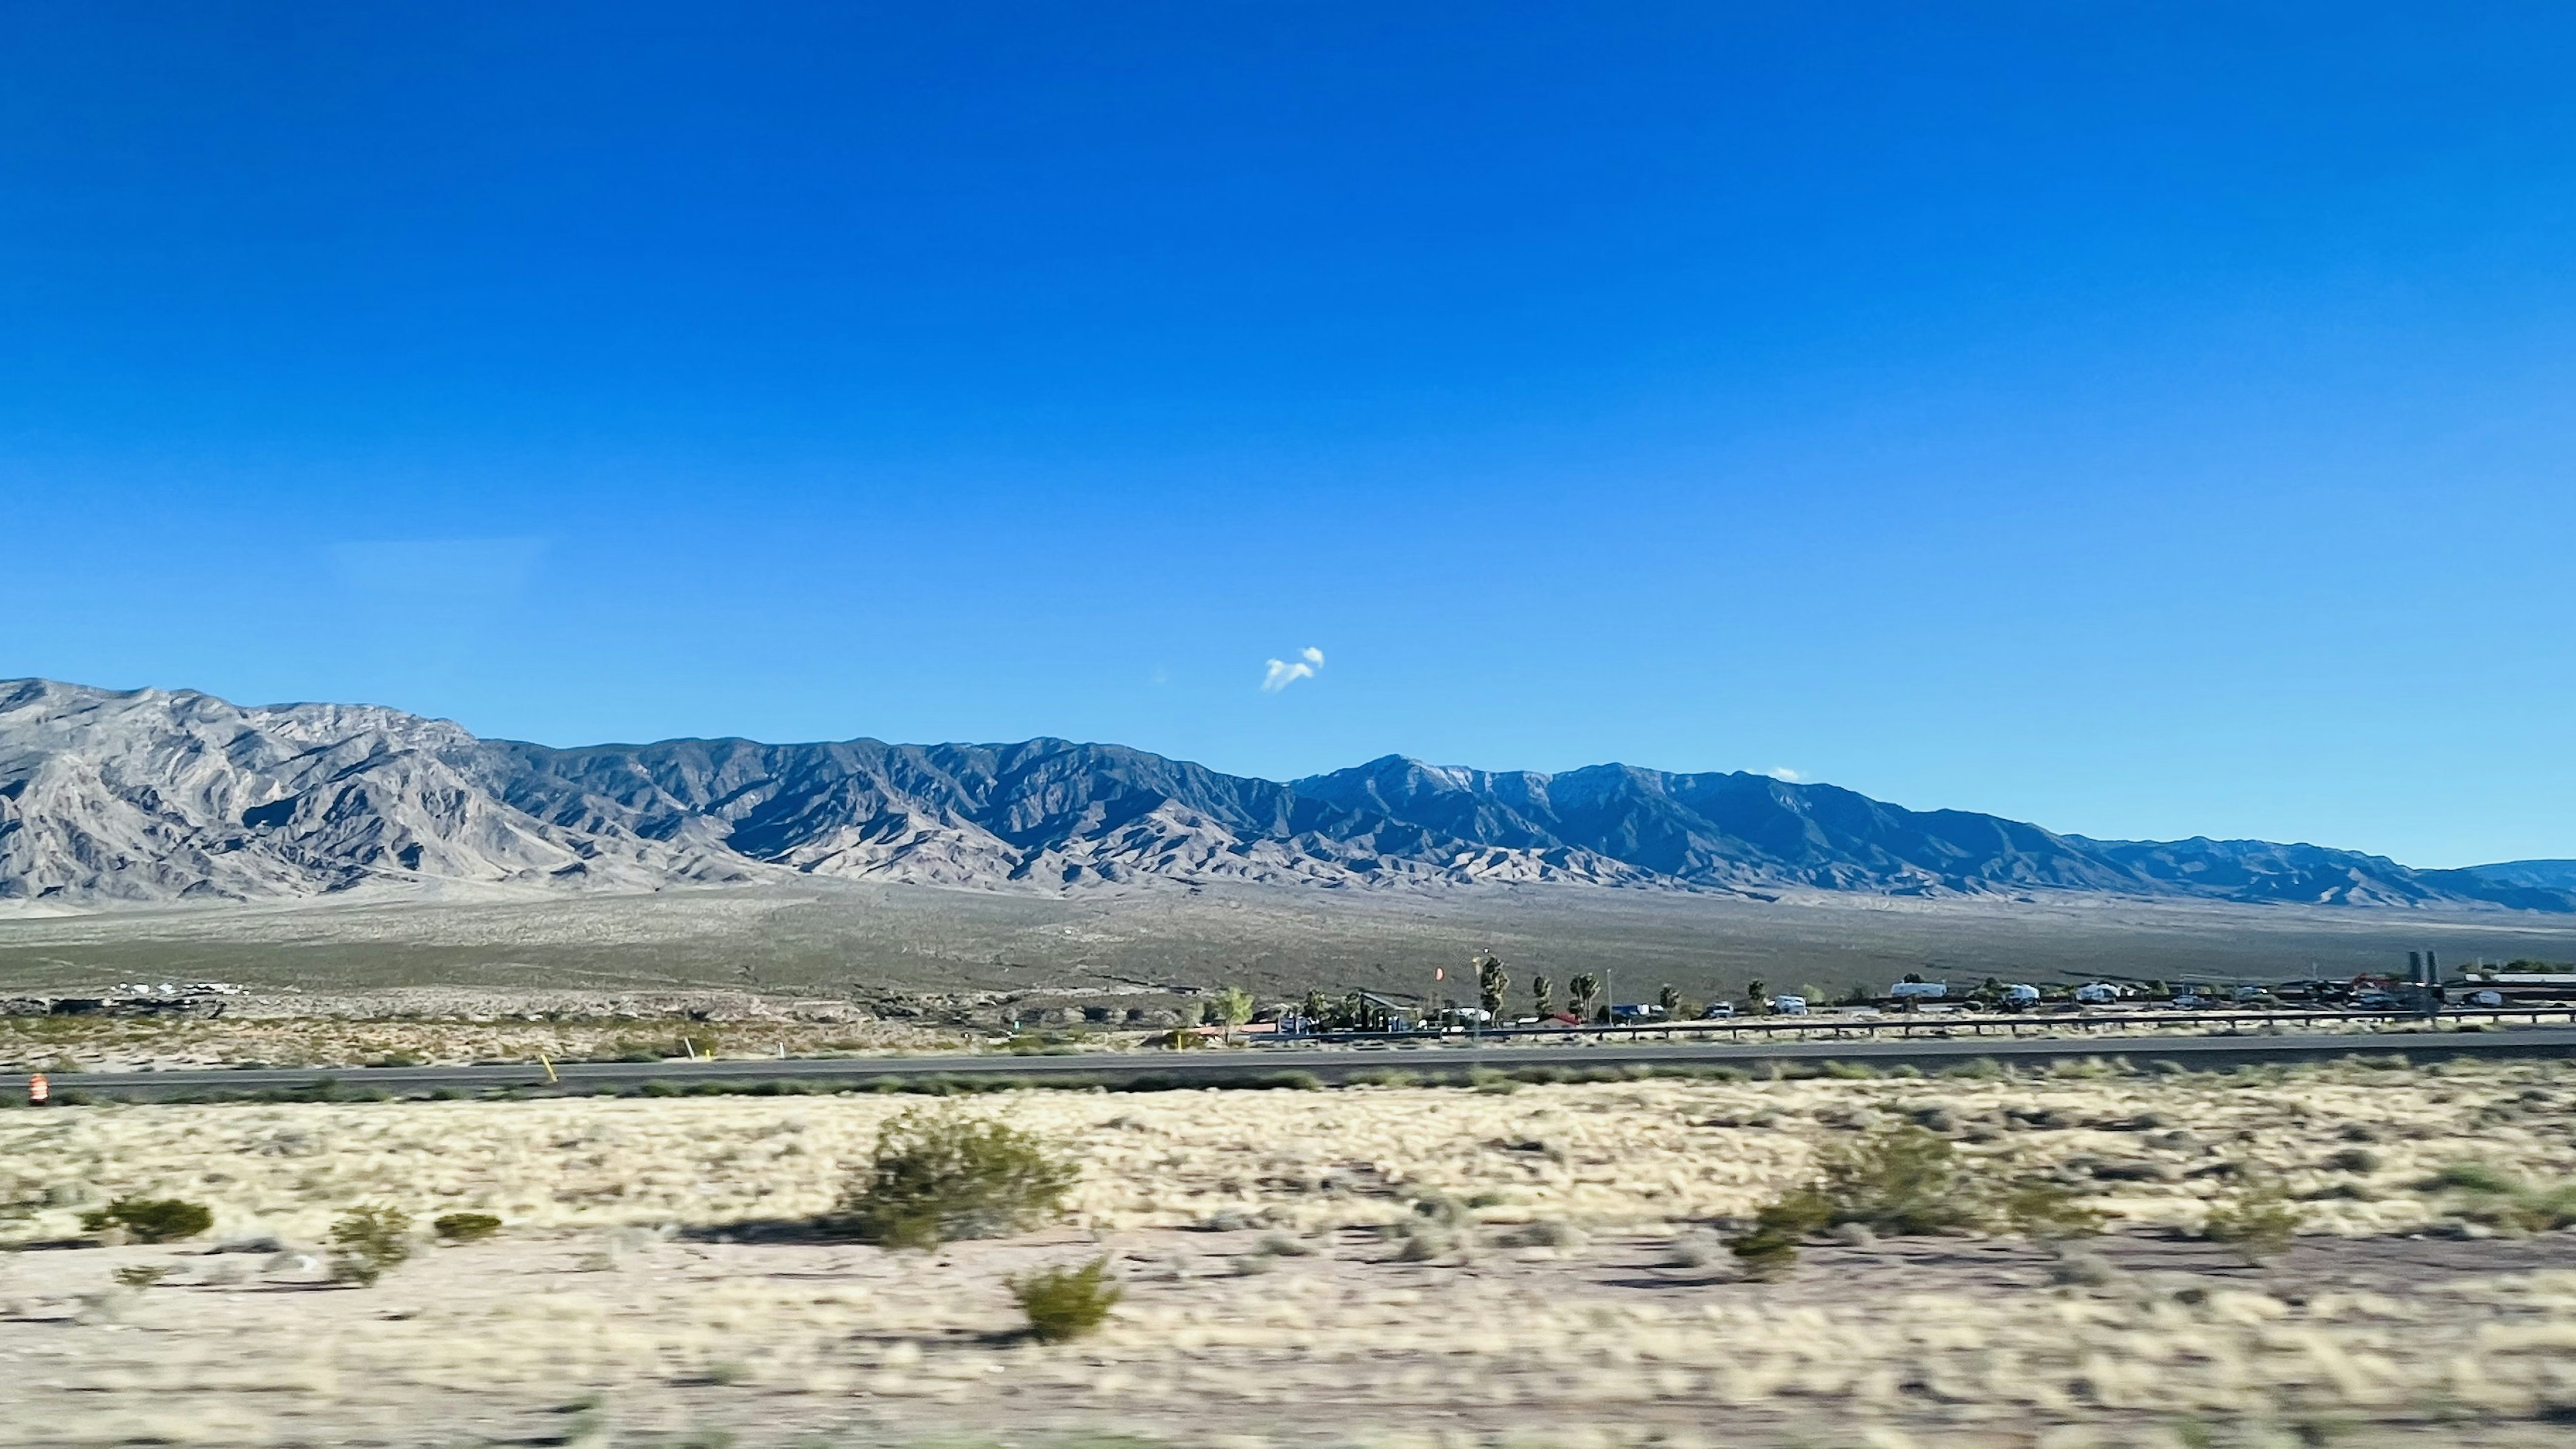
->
1203;986;1255;1040
1567;973;1602;1022
1529;974;1554;1018
1474;953;1509;1019
1743;979;1770;1016
1657;983;1683;1019
1300;989;1330;1030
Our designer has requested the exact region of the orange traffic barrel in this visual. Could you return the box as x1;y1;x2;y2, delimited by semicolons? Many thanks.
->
28;1073;48;1106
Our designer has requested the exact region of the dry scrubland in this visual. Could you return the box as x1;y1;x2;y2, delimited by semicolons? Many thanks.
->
0;1005;967;1075
7;1061;2576;1448
11;879;2575;1003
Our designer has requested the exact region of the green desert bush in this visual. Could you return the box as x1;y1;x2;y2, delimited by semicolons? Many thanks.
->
1995;1177;2110;1240
433;1212;503;1243
2421;1162;2576;1232
1008;1255;1122;1342
1726;1125;2105;1276
833;1105;1076;1249
328;1205;415;1287
2428;1160;2516;1194
111;1264;172;1289
2200;1177;2300;1259
79;1197;213;1244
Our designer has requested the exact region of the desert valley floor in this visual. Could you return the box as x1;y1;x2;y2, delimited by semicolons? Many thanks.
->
8;1059;2576;1448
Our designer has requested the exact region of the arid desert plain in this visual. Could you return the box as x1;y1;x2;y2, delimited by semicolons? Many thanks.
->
9;1055;2576;1449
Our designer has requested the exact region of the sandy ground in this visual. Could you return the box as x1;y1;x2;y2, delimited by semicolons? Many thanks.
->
7;1061;2576;1447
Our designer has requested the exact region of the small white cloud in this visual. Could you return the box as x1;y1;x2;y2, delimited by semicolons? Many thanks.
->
1261;647;1326;693
1767;766;1806;783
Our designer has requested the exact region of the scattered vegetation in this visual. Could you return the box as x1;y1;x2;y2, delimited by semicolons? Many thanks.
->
328;1205;417;1286
111;1263;172;1289
1007;1254;1122;1342
433;1212;504;1243
832;1104;1076;1248
79;1196;213;1243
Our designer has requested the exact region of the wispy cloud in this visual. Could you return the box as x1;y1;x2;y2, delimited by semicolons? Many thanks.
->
1767;765;1806;783
1261;646;1325;693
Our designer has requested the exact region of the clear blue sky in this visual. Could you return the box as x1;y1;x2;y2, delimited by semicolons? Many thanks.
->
6;5;2573;868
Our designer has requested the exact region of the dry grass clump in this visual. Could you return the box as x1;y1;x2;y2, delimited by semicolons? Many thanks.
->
831;1104;1075;1248
1007;1254;1123;1342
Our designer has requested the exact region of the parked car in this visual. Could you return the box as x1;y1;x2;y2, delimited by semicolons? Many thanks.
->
1699;1002;1736;1019
2465;989;2506;1008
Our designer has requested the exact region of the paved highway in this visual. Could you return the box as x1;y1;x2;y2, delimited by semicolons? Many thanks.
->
17;1024;2576;1099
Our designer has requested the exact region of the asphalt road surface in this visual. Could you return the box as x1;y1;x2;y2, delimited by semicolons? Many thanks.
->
16;1025;2576;1099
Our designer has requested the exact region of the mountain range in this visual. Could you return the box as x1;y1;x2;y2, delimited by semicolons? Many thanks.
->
2;678;2567;914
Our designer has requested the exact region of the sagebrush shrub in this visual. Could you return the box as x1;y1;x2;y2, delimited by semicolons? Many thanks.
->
79;1197;213;1244
433;1212;503;1243
1010;1256;1122;1342
1725;1125;2105;1277
2200;1177;2300;1259
328;1205;415;1287
833;1106;1075;1249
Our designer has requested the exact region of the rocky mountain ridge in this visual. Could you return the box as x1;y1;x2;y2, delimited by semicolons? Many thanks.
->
2;678;2566;913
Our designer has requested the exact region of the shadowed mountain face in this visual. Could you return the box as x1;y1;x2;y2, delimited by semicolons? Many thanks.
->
1;678;2567;912
2459;859;2576;894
